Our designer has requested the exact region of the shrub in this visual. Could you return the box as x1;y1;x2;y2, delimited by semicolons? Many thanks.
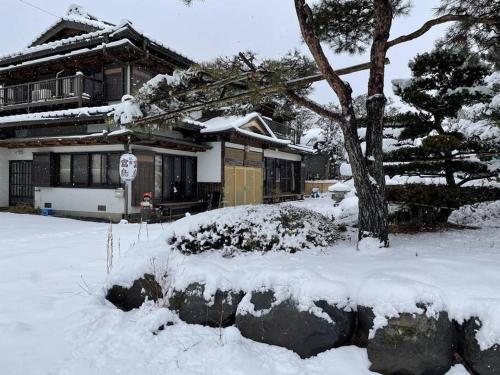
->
167;205;341;255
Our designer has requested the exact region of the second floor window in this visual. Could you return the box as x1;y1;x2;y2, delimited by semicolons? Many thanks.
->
104;67;124;102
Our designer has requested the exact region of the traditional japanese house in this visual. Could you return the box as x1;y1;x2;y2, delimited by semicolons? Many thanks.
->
0;5;310;220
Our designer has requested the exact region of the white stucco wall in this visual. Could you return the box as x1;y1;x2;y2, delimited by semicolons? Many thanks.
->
264;149;302;161
0;148;8;207
197;142;222;183
4;145;126;216
34;187;124;214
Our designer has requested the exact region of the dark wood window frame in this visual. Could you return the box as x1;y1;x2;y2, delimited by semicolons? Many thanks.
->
57;152;121;188
264;157;301;196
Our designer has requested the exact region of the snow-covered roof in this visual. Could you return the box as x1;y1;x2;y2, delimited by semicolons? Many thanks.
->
328;182;351;192
0;5;193;68
288;144;316;154
0;105;116;125
300;127;324;147
29;4;114;47
0;24;125;62
197;113;292;145
0;39;134;72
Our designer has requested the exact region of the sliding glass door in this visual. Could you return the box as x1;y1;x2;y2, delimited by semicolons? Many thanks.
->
160;155;197;202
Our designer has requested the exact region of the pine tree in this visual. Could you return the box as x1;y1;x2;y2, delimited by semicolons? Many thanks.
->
387;48;499;186
152;0;499;245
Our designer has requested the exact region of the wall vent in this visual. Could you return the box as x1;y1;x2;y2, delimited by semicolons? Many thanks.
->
44;203;52;208
97;205;107;212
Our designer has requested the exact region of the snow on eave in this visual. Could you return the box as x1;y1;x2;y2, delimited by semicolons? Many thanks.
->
1;20;192;68
0;39;134;73
109;24;194;65
29;14;114;48
234;127;291;145
289;144;316;154
198;112;291;145
0;24;123;62
0;129;132;145
200;112;277;137
0;105;116;125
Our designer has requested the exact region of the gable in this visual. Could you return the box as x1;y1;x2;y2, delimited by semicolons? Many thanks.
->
30;20;100;47
240;119;269;136
28;5;114;48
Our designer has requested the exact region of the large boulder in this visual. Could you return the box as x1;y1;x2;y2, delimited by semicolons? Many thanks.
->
462;318;500;375
365;306;455;375
352;305;375;347
106;274;162;311
169;283;243;327
235;290;355;359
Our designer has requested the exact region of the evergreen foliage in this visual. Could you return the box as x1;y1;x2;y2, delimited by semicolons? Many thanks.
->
436;0;500;67
389;47;499;186
311;0;411;54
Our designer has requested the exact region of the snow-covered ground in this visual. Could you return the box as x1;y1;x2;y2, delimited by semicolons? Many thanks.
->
0;206;497;375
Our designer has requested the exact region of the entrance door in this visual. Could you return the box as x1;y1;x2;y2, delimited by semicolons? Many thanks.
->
224;166;263;207
162;155;197;202
9;160;34;206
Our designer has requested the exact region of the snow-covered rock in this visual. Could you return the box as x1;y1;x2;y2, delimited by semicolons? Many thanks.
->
169;283;243;327
463;318;500;375
235;289;355;358
367;308;455;375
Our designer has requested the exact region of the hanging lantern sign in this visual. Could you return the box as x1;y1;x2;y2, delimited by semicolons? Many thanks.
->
119;153;138;182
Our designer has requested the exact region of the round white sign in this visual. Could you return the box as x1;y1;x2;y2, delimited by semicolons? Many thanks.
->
119;153;138;182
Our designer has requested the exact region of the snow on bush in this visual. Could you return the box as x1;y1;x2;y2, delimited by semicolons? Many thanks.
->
112;95;143;125
448;201;500;228
167;205;341;256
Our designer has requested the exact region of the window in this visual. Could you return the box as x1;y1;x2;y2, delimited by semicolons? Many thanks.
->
154;155;163;201
104;67;124;102
107;154;120;186
58;153;120;187
91;154;106;185
131;66;152;96
265;158;300;196
72;154;89;186
59;154;71;184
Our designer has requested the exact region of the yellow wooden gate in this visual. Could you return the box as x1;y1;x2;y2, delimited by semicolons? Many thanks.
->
224;166;263;207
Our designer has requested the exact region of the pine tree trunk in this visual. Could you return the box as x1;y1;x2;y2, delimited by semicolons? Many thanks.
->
343;117;389;246
444;157;456;186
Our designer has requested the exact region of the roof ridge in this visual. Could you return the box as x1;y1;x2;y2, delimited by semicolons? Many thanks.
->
0;23;123;62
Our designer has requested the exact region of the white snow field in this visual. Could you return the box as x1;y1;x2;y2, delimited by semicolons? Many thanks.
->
0;205;498;375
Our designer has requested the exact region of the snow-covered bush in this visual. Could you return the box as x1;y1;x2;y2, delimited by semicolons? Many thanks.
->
112;95;143;125
167;205;341;256
448;201;500;228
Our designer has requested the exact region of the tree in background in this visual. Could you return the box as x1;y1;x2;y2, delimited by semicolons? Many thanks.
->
387;47;499;186
436;0;500;68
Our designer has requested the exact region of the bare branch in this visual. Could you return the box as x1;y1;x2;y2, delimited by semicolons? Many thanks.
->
285;90;344;123
386;14;499;49
293;0;351;107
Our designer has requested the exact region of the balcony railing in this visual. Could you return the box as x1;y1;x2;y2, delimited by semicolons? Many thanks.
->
0;74;103;112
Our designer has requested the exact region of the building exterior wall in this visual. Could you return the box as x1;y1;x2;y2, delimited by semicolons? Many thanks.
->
2;145;126;218
34;187;124;220
197;142;221;183
0;148;8;207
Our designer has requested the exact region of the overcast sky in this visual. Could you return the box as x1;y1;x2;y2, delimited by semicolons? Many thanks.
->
1;0;449;106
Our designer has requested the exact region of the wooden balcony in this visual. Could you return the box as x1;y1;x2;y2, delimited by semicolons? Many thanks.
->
0;74;103;113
